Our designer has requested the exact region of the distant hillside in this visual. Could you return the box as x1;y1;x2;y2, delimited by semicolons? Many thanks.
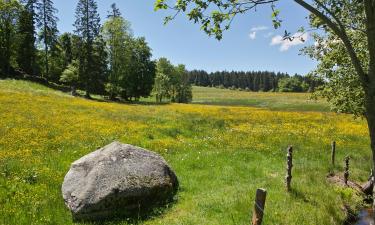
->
188;70;322;92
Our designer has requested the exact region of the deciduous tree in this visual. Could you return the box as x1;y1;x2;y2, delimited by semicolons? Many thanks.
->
303;2;367;116
124;37;155;101
154;57;174;102
60;60;79;96
0;0;21;76
102;5;131;99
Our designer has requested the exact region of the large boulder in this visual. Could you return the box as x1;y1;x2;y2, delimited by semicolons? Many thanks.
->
62;141;178;221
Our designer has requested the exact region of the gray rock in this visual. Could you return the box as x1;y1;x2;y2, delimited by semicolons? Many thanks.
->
62;141;178;221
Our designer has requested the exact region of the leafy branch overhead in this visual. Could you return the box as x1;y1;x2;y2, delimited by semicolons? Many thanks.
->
154;0;280;40
154;0;370;87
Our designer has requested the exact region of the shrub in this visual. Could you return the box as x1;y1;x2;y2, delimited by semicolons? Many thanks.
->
278;77;304;92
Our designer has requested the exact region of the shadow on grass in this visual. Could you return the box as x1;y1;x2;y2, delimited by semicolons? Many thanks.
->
86;96;170;106
74;198;178;225
6;75;170;107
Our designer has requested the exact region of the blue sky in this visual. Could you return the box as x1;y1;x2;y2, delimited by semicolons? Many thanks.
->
54;0;317;75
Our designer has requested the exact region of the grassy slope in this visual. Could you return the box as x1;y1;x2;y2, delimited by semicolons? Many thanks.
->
0;80;371;225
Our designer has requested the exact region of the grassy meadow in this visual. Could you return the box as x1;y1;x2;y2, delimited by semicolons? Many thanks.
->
0;79;372;225
191;86;331;112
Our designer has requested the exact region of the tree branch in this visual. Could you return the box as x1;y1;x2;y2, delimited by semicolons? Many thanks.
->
294;0;368;86
313;0;347;32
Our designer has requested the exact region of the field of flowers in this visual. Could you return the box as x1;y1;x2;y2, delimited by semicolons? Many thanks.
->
0;79;371;225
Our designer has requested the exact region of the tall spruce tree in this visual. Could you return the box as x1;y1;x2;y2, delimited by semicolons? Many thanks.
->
107;3;121;19
74;0;101;98
17;0;37;75
35;0;58;79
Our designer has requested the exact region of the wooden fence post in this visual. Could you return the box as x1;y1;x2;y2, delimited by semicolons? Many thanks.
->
344;156;350;185
285;146;293;192
331;141;336;167
252;188;267;225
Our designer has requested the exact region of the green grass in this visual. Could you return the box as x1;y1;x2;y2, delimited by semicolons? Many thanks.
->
191;86;330;112
0;79;371;225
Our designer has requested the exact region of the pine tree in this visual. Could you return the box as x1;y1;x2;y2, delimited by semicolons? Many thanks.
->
74;0;101;98
107;3;121;18
35;0;58;79
17;0;37;75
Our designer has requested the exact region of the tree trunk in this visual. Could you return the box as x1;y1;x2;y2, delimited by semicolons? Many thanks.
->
159;95;163;103
368;90;375;167
43;0;49;79
109;92;116;101
85;84;91;99
367;78;375;218
364;2;375;217
369;104;375;222
71;85;77;96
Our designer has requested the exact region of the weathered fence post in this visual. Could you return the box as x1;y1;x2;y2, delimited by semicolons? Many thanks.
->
331;141;336;167
285;146;293;192
252;188;267;225
344;156;350;185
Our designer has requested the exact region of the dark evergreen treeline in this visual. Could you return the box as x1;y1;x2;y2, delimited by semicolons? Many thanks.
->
188;70;320;92
0;0;158;101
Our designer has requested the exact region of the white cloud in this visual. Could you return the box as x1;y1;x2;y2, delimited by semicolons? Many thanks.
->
251;26;268;32
270;32;309;51
249;31;257;40
248;26;268;40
